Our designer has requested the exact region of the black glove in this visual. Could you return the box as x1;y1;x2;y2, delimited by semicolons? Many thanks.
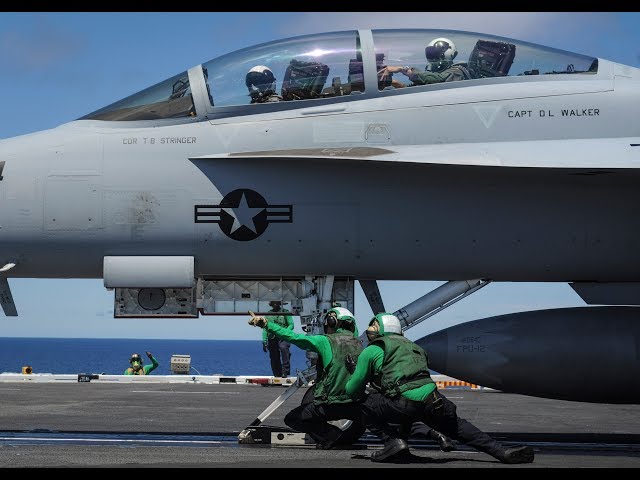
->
146;351;153;359
262;343;268;353
345;353;357;374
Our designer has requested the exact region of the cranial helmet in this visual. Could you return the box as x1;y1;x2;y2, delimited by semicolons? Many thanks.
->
368;313;403;338
245;65;277;100
129;353;143;364
425;37;458;72
323;306;356;333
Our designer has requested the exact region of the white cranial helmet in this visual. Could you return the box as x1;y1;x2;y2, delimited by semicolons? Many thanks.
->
324;306;356;333
369;312;403;336
425;37;458;71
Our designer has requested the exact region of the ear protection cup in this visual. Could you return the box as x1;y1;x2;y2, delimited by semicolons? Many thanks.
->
325;313;337;329
323;311;339;333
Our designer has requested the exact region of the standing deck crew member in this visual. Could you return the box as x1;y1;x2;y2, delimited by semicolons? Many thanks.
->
262;300;294;378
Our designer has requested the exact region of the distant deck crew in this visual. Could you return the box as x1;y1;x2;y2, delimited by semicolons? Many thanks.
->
262;301;294;378
124;351;159;375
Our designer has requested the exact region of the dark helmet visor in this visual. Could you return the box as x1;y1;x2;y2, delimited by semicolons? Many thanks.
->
245;70;275;90
425;44;449;61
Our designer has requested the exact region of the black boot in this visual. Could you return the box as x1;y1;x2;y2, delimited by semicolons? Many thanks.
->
371;438;409;462
315;424;344;450
429;429;456;452
492;445;535;464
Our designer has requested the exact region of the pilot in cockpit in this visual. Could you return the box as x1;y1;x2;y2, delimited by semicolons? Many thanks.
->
245;65;283;104
378;37;473;88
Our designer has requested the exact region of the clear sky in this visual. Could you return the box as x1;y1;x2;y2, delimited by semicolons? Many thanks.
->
0;12;637;341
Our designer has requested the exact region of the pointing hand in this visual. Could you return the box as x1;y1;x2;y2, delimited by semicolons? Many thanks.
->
248;311;267;328
146;351;153;359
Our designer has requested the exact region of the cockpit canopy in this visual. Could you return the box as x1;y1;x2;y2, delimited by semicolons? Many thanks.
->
80;28;598;122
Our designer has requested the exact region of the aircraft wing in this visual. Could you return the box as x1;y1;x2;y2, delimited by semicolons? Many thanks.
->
191;138;640;169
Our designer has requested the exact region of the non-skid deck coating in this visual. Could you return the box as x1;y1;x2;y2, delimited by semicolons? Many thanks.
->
0;379;638;468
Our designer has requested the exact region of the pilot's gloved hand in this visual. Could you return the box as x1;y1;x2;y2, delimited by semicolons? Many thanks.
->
146;351;153;359
262;343;268;353
248;311;267;328
345;353;357;374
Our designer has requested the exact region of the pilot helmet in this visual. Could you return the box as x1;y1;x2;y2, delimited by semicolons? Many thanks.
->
323;306;356;333
425;37;458;72
246;65;277;101
366;312;402;342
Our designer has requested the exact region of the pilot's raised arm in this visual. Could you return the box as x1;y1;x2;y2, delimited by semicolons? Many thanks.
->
377;65;410;89
382;38;473;88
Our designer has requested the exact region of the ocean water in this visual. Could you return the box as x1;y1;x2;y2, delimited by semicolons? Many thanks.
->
0;338;311;376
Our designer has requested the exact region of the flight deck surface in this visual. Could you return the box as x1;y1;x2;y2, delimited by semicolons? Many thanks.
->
0;379;638;468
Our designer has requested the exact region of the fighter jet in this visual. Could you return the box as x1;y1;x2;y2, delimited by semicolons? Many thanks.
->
0;28;638;403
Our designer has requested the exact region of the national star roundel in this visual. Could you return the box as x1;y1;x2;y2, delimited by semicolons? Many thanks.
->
194;188;293;242
219;189;268;241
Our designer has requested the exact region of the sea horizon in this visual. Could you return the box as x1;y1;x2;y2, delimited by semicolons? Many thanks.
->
0;337;311;377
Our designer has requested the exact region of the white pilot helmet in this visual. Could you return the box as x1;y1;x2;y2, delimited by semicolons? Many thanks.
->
245;65;277;99
425;37;458;71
